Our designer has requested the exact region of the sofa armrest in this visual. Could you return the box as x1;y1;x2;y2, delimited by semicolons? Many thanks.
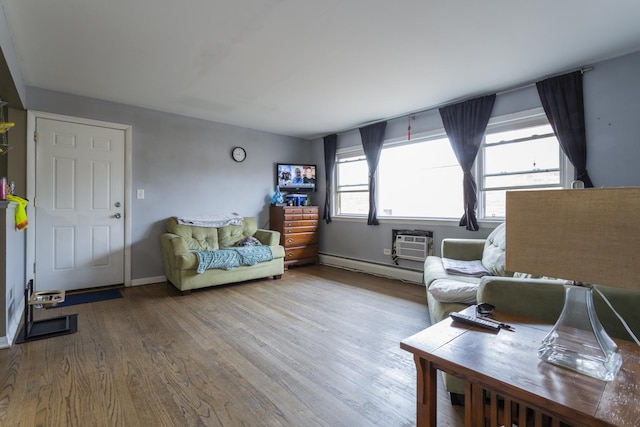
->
477;276;568;324
441;238;486;260
254;229;280;246
160;233;198;270
478;277;640;342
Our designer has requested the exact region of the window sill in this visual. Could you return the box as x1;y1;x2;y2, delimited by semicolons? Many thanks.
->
331;215;504;228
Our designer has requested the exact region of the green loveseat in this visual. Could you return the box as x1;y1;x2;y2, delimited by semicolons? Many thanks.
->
160;217;285;294
424;222;640;402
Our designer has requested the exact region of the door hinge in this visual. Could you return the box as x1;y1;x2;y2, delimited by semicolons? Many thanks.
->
34;131;38;143
33;196;37;208
33;262;36;274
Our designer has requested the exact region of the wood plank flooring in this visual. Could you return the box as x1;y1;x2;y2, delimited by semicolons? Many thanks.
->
0;265;464;426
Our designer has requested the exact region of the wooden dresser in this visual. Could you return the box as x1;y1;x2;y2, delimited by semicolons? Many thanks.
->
269;206;319;269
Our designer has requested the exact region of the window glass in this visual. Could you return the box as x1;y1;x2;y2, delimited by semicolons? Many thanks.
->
480;122;564;218
484;135;558;176
378;138;462;218
336;154;369;215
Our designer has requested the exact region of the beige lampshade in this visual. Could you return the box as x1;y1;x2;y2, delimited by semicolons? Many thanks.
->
505;187;640;290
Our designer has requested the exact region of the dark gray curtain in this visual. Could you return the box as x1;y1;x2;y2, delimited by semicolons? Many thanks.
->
439;94;496;231
359;122;387;225
323;134;337;224
536;71;594;187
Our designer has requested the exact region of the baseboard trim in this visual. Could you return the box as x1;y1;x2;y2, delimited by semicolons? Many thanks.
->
130;275;166;287
131;262;425;288
319;254;424;285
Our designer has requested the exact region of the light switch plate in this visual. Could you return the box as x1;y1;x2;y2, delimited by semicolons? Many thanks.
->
137;189;144;199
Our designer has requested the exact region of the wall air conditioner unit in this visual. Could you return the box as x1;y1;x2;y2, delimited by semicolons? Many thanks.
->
395;234;429;261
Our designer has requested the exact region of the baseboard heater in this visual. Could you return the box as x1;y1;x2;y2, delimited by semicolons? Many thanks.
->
319;254;424;284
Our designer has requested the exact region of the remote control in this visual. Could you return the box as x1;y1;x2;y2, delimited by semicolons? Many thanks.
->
450;312;501;331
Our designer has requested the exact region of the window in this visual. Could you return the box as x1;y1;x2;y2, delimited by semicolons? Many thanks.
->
335;137;463;219
377;137;462;218
335;153;369;215
334;110;571;221
479;116;569;218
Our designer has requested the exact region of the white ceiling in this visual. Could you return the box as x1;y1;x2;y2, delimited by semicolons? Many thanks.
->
2;0;640;139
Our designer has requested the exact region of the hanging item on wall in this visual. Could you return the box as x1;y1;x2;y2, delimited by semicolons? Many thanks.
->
0;99;15;155
407;115;412;141
231;146;246;162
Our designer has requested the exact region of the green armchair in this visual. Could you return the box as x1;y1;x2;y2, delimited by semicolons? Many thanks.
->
424;222;640;403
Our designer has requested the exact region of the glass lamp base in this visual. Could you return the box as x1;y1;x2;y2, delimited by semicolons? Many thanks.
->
538;283;622;381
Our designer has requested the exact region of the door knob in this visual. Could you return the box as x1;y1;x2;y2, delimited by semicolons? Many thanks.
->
115;202;121;207
114;213;122;219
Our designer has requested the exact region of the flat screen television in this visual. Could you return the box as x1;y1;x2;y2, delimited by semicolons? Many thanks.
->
277;163;316;192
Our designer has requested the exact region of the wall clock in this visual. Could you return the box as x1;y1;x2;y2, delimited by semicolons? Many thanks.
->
231;146;246;162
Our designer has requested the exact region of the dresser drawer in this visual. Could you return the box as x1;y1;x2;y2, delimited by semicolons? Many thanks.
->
283;219;318;228
283;225;318;234
282;232;318;247
284;245;318;261
283;208;303;214
284;213;318;220
284;214;303;221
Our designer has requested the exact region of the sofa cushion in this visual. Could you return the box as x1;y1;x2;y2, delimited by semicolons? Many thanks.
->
166;218;219;251
428;279;479;304
218;217;258;248
481;223;508;276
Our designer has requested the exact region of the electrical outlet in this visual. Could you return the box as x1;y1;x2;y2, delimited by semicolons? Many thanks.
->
383;248;392;255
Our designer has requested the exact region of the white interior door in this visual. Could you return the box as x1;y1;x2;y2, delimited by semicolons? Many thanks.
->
35;117;125;291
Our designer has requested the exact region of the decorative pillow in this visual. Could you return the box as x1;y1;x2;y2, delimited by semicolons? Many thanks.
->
428;279;478;304
481;223;507;276
235;236;262;247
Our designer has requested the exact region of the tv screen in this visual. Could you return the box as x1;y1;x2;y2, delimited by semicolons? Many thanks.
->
277;163;316;192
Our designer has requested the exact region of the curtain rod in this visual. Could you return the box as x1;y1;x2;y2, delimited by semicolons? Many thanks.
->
334;66;594;136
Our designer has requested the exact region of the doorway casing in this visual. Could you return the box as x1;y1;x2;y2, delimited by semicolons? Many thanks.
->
26;110;132;290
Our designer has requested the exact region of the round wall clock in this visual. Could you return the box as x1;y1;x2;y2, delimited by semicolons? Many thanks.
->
231;146;246;162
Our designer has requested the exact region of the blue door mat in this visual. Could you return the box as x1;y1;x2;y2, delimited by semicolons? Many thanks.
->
48;289;123;308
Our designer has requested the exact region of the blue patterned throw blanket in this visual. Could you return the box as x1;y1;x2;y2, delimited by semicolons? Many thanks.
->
193;246;274;273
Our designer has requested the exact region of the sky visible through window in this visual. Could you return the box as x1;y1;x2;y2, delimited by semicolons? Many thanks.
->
336;122;562;219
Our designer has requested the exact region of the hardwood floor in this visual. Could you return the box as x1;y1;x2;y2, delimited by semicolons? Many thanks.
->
0;265;464;426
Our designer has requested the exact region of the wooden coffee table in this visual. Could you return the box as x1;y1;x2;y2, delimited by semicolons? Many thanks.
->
400;306;640;427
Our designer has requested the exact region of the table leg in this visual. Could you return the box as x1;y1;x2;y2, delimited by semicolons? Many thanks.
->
414;355;437;426
464;382;473;426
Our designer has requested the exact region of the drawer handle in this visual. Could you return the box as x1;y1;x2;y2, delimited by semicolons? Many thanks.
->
287;252;294;257
286;222;293;226
311;222;317;225
287;238;293;243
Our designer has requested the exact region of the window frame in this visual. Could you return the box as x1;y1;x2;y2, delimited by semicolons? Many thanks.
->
332;108;574;223
477;109;574;220
334;147;369;217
